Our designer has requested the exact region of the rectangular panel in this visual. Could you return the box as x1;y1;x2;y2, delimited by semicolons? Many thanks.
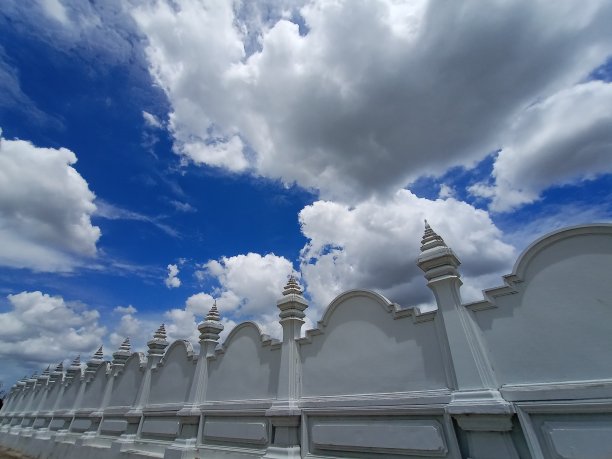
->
311;420;447;456
203;419;268;445
543;422;612;459
100;418;128;435
71;418;92;432
21;418;33;427
141;417;180;439
32;418;46;428
49;419;67;430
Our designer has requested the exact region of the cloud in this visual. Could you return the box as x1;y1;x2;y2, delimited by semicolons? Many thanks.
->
39;0;70;25
108;304;158;353
0;131;101;272
0;47;57;128
0;291;106;383
132;0;612;202
469;81;612;212
142;110;163;129
164;263;181;288
163;292;238;344
160;253;296;342
2;0;147;69
299;190;516;311
204;252;295;316
113;305;137;315
170;200;196;213
95;199;180;238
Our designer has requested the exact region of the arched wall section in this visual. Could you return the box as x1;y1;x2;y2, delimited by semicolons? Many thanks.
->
148;341;195;406
300;292;448;397
108;354;143;408
57;380;81;410
471;226;612;386
80;365;109;410
207;323;280;401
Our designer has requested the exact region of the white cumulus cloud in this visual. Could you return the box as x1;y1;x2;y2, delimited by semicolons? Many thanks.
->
164;263;181;288
0;131;101;272
204;253;295;317
299;190;516;312
0;291;106;383
470;81;612;212
131;0;612;202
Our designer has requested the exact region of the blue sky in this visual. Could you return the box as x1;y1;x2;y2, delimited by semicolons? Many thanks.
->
0;0;611;386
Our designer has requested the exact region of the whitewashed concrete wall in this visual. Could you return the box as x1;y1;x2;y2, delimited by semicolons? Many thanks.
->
1;223;611;459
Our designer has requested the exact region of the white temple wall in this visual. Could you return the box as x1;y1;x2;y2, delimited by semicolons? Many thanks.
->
80;365;108;411
207;323;280;402
300;291;448;397
470;227;612;386
107;354;143;408
148;341;196;406
1;223;611;459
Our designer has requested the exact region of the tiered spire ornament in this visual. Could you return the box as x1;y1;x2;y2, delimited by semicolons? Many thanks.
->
198;300;224;345
86;345;105;376
112;337;132;366
50;362;64;383
66;355;82;382
277;275;308;321
147;323;169;357
26;372;38;388
37;365;51;384
417;220;461;282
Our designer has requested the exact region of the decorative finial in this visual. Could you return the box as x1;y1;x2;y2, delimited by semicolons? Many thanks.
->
66;355;82;381
154;323;167;340
282;275;303;296
417;219;461;279
113;337;132;366
205;300;220;322
93;345;104;360
50;362;64;383
27;372;38;384
120;337;131;351
148;323;169;357
198;299;224;343
420;219;447;252
277;273;308;320
86;346;105;375
37;366;50;384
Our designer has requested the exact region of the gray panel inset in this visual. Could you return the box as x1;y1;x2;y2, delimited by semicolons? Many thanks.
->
100;418;128;435
312;420;447;456
203;419;268;445
544;422;612;459
71;418;92;432
49;419;66;430
141;417;180;439
33;418;46;428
